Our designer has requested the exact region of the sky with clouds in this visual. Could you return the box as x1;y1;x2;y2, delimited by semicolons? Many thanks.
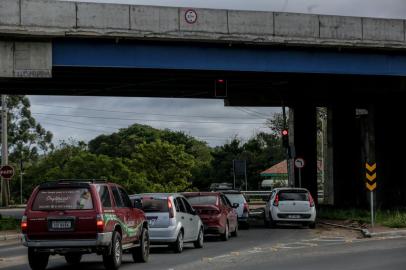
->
30;1;406;147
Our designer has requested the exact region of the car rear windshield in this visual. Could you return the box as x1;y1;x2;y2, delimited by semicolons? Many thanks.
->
187;196;217;205
224;194;246;204
278;190;309;201
141;198;168;212
32;188;94;210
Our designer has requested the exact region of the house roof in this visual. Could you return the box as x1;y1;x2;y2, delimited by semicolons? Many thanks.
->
260;160;287;177
260;160;324;177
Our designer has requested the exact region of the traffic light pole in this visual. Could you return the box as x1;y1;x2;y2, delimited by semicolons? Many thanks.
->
1;95;9;207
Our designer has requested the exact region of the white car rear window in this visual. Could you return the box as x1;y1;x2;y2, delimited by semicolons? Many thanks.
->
279;191;309;201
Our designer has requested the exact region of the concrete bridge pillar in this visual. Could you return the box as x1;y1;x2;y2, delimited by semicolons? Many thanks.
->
292;105;318;202
331;106;364;207
375;102;406;208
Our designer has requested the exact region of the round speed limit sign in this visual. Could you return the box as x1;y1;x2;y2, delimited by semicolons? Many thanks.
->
294;158;305;169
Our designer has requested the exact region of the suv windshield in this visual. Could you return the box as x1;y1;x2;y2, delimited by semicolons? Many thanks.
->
187;196;217;205
278;190;309;201
32;188;94;210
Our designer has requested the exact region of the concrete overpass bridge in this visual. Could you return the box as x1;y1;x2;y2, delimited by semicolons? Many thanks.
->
1;0;406;208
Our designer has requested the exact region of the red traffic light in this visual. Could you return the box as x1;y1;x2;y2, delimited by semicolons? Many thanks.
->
282;129;288;136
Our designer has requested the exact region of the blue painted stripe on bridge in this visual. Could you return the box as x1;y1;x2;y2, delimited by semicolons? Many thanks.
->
53;40;406;76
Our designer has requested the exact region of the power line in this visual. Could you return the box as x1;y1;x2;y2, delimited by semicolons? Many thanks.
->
32;112;265;125
32;103;265;120
39;118;233;140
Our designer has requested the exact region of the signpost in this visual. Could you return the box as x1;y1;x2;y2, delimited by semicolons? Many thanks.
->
366;162;377;227
294;158;305;188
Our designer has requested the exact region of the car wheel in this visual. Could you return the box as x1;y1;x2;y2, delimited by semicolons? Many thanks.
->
194;227;204;248
173;231;184;253
103;231;122;270
65;253;82;265
28;248;49;270
132;227;150;263
268;212;276;228
221;222;229;241
309;222;316;229
231;222;238;237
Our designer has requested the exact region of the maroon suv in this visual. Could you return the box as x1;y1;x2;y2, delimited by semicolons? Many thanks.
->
22;180;150;270
183;192;238;241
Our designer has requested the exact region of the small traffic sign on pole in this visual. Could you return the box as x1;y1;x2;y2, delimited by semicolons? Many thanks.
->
365;162;377;191
294;158;305;188
0;165;14;179
365;162;377;228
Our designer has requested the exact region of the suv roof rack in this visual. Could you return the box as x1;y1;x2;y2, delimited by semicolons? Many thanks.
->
57;179;108;183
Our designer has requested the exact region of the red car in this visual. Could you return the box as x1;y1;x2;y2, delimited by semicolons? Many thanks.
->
183;192;238;241
22;180;150;270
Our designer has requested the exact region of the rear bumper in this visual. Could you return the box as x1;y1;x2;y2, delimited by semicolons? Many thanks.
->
22;232;112;248
149;225;179;243
272;210;316;222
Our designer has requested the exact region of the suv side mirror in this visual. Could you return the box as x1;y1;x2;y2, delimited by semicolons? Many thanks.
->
133;199;143;209
232;203;239;208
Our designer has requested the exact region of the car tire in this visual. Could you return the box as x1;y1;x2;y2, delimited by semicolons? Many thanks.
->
132;227;150;263
221;222;229;241
103;231;122;270
309;222;316;229
65;253;82;265
231;222;238;237
268;212;276;228
28;248;49;270
194;227;204;248
173;231;184;253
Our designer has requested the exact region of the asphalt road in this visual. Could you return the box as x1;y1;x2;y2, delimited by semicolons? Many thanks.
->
0;225;405;270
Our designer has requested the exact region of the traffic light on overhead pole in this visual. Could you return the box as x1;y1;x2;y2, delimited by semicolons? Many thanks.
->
282;128;289;148
214;79;227;98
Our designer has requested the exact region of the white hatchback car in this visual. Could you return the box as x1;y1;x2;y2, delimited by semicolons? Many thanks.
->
130;193;204;253
264;188;316;228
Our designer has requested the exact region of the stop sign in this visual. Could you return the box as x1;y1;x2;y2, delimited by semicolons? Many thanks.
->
0;165;14;179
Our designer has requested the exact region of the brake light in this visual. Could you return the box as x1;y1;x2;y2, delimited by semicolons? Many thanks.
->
243;203;249;213
21;216;28;233
309;193;315;207
96;215;104;233
168;198;174;219
273;194;279;207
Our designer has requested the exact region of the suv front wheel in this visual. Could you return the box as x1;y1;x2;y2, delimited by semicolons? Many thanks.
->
103;231;122;270
28;248;49;270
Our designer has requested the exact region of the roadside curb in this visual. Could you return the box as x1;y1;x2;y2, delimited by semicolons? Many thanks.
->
318;221;406;239
362;229;406;238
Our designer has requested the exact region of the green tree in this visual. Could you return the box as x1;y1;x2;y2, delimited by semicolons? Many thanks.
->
7;95;54;163
129;140;196;192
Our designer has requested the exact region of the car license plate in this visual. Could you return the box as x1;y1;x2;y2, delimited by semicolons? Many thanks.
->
147;217;157;226
288;215;301;219
51;220;72;229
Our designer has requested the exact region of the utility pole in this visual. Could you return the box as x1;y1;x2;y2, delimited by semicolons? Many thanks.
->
1;95;8;207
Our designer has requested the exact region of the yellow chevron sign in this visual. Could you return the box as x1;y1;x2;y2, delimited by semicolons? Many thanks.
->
366;172;376;181
366;163;376;172
366;182;377;191
365;162;377;191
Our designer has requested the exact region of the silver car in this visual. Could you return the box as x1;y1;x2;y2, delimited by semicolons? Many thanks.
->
223;191;250;229
264;188;316;228
130;193;204;253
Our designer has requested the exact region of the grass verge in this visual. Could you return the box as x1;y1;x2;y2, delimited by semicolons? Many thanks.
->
0;216;19;231
318;208;406;228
